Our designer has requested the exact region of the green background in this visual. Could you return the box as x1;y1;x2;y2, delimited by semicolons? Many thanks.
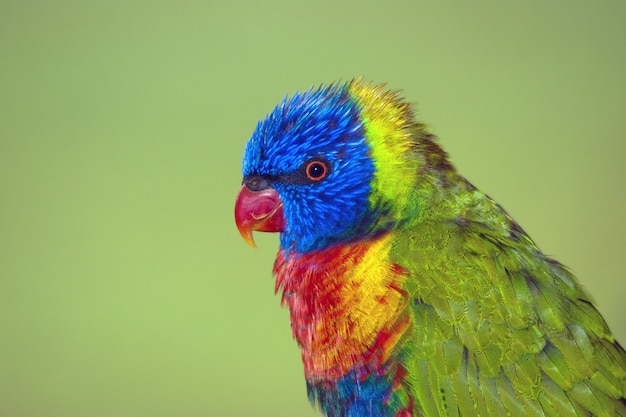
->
1;1;624;416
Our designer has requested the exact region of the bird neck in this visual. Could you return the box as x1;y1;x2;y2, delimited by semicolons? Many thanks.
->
273;233;412;382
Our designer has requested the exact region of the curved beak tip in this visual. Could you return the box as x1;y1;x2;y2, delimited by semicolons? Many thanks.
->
237;222;258;248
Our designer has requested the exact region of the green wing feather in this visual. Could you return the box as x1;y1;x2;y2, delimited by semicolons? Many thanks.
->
390;174;626;417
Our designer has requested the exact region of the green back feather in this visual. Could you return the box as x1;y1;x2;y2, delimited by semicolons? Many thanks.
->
389;162;626;416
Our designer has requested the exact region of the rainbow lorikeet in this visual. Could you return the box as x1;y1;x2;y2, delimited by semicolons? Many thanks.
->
234;80;626;417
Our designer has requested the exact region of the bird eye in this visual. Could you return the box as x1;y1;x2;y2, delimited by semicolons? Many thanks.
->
305;160;329;181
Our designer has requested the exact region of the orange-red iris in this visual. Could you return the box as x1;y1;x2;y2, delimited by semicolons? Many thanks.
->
305;160;328;180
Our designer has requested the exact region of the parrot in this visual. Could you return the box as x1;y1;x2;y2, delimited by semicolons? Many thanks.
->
234;79;626;417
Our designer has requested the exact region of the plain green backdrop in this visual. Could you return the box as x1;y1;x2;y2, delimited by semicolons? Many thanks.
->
1;1;624;416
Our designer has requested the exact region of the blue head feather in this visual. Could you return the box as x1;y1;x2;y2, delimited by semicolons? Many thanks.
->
242;84;376;253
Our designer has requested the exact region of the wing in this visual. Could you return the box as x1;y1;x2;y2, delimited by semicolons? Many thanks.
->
391;191;626;417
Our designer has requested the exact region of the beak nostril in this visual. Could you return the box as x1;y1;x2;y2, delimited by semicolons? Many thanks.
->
243;175;273;192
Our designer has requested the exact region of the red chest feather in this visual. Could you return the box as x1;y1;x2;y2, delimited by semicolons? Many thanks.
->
274;234;412;381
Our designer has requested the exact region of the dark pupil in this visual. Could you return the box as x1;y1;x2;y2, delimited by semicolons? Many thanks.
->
308;162;325;178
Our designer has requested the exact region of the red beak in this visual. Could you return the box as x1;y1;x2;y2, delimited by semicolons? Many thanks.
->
234;185;285;248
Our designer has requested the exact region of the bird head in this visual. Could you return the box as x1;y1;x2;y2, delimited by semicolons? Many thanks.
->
235;80;442;253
